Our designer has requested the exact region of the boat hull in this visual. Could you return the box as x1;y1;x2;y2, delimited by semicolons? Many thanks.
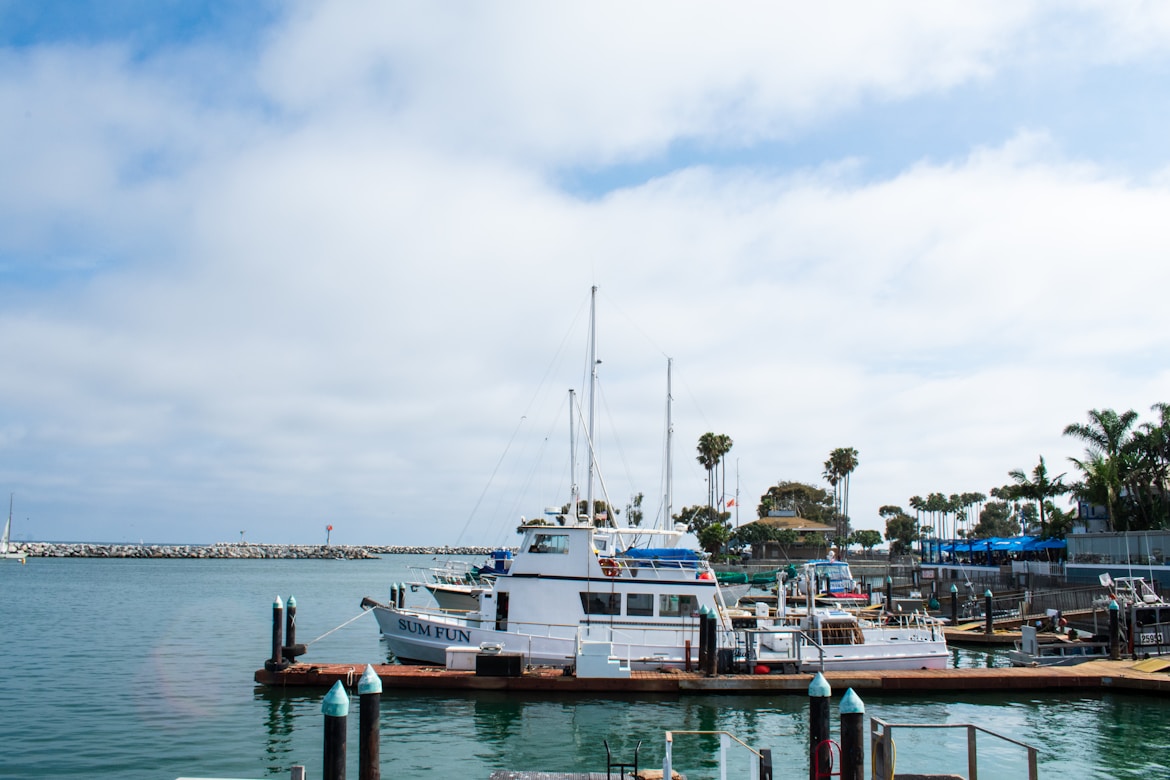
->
372;604;695;669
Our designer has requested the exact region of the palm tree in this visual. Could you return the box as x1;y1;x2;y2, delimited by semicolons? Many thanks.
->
696;432;733;529
823;447;859;539
1007;456;1068;538
1064;408;1139;531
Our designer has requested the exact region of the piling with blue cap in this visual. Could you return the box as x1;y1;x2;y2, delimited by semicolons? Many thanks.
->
359;665;382;780
1109;599;1121;659
808;671;832;780
697;605;710;673
839;688;865;780
322;680;349;780
266;596;289;672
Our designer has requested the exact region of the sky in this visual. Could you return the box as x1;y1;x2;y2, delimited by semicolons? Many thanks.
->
3;1;1170;547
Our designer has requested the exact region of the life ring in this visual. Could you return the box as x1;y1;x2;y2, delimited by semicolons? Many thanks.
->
600;558;621;577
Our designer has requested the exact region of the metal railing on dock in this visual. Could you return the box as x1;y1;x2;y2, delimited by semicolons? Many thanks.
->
663;730;772;780
870;717;1039;780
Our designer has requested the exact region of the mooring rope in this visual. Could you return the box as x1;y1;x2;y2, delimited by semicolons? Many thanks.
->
306;608;374;646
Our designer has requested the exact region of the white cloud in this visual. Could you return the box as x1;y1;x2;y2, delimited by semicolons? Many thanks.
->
3;2;1170;544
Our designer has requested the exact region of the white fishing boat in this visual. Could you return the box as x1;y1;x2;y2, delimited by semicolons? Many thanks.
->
368;520;727;668
2;494;26;563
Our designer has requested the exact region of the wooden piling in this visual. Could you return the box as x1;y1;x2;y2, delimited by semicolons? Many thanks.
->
322;680;349;780
359;664;382;780
950;584;958;626
808;672;831;780
984;589;994;635
839;688;864;780
286;595;297;648
266;596;289;672
759;747;772;780
1109;600;1121;660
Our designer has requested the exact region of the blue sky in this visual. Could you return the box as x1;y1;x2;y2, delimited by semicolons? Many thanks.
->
3;2;1170;546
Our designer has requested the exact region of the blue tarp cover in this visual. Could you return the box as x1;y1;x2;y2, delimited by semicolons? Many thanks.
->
622;548;701;561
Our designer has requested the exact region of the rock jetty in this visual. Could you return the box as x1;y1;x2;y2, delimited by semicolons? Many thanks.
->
6;542;507;560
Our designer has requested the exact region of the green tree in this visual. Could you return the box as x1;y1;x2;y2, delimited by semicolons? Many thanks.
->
697;432;734;527
1064;408;1138;531
1006;455;1068;538
697;522;731;556
823;447;860;540
971;500;1021;538
757;481;835;525
851;529;882;553
626;492;644;527
883;508;917;556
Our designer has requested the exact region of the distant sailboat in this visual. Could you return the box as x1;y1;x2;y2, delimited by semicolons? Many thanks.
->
2;493;27;563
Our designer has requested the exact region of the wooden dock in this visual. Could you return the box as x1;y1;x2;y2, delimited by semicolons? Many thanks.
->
255;658;1170;695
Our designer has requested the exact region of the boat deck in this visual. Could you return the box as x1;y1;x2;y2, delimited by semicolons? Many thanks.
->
255;658;1170;695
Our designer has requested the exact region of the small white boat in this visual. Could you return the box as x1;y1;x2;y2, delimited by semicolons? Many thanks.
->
1008;625;1108;667
407;551;512;613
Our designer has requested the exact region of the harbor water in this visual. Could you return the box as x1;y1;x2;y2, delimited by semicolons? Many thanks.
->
2;554;1168;779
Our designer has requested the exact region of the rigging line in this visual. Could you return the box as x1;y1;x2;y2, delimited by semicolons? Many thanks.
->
454;412;533;545
305;608;373;646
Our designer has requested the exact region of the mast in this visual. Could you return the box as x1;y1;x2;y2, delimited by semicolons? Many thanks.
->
665;357;673;530
585;285;598;526
568;389;578;522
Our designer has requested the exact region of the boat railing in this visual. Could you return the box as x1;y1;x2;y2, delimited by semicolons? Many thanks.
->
869;717;1039;780
663;730;773;780
601;553;712;583
736;624;825;672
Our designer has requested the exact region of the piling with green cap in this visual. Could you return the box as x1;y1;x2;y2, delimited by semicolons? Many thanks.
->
984;589;994;635
808;671;832;780
266;596;289;672
1109;599;1121;659
359;664;382;780
950;584;958;626
322;680;349;780
839;688;865;780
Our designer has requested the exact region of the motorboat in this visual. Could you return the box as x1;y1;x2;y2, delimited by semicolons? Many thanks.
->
794;555;869;607
1095;575;1170;658
407;550;512;613
1008;624;1109;667
734;577;949;672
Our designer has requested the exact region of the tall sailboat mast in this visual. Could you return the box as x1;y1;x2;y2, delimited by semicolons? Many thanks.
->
585;285;598;526
568;389;579;522
664;357;673;531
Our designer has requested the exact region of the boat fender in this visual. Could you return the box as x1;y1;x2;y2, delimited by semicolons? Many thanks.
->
600;558;621;577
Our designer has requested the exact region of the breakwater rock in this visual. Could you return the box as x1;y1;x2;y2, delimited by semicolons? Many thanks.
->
8;542;509;560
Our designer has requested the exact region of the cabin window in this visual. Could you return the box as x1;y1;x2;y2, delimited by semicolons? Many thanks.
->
627;593;654;617
659;594;698;617
580;592;621;615
528;533;570;554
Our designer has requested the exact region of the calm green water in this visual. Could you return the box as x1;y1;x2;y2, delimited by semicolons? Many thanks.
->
1;555;1166;779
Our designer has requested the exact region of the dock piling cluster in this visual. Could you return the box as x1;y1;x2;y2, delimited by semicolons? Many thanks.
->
808;672;867;780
